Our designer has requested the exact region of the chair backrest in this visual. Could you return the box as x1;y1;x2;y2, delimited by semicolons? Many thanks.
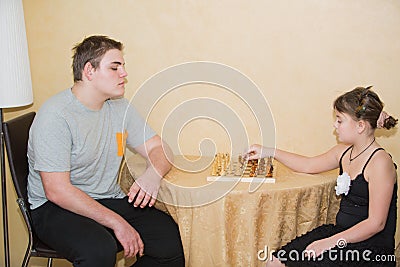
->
3;112;66;265
3;112;35;203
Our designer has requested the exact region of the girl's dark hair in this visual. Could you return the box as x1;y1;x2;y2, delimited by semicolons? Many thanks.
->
333;86;397;129
72;35;123;82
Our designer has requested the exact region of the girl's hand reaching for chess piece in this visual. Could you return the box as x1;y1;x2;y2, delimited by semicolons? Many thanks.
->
244;145;274;160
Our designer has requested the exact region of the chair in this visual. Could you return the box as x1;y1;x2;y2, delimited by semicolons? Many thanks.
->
3;112;65;267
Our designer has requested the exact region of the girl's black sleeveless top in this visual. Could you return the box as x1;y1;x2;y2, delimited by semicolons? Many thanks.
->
336;147;397;249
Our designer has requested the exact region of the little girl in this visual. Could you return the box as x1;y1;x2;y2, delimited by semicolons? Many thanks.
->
245;87;398;266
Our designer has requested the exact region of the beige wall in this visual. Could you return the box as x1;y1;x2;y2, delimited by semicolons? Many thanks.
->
1;0;399;266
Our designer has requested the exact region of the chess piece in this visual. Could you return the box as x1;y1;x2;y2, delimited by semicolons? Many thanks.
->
226;157;234;176
234;159;243;176
258;158;266;176
211;154;219;176
266;157;274;177
249;159;258;177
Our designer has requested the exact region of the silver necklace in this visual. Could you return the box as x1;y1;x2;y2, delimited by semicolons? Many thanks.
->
349;138;375;163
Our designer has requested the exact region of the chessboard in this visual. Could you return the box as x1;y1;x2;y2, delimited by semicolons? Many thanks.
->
207;153;276;183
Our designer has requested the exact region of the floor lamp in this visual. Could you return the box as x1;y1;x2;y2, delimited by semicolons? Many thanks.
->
0;0;34;266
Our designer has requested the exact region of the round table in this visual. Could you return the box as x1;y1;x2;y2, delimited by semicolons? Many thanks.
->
120;155;340;267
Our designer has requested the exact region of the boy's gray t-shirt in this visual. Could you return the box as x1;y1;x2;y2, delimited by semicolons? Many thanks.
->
27;89;155;210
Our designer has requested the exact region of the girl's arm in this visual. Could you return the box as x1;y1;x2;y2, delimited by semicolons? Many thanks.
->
245;143;349;173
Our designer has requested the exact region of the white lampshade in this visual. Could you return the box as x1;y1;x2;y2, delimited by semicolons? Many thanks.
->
0;0;33;108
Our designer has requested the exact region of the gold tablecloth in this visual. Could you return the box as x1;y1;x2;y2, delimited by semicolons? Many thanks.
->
120;155;340;267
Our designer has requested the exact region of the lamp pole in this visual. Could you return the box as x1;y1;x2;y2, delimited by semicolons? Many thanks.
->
0;108;10;267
